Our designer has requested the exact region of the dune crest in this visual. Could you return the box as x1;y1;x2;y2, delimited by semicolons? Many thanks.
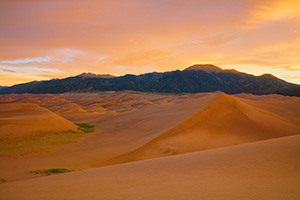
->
0;103;79;138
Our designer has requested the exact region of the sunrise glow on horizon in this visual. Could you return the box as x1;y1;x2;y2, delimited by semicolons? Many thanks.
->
1;0;300;86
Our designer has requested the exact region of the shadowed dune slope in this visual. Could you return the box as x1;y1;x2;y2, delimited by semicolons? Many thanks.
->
106;93;300;164
0;135;299;200
0;103;79;138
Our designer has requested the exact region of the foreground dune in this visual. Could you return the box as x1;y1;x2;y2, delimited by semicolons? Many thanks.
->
0;134;299;200
0;103;78;138
103;93;300;164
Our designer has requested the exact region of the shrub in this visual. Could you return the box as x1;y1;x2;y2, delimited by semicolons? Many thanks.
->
0;178;8;184
75;123;96;133
30;168;75;175
163;148;181;155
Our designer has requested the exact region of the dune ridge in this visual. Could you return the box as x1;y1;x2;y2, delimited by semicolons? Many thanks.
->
104;93;300;164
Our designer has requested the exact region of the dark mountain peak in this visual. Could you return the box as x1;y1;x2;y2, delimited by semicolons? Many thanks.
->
223;69;239;73
259;73;287;82
260;73;277;78
0;85;7;90
78;72;115;79
184;64;222;73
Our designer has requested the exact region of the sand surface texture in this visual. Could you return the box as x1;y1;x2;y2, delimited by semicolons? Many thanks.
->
0;134;299;200
0;92;299;199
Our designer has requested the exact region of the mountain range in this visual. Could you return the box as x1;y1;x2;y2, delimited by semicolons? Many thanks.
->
0;64;299;96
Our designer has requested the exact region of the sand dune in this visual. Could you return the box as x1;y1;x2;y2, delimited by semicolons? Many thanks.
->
0;134;299;200
0;92;299;184
56;102;87;114
0;92;213;114
106;93;300;164
0;103;78;138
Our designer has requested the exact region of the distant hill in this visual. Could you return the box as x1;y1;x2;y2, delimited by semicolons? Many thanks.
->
275;85;300;97
0;64;299;96
0;86;7;90
0;72;115;94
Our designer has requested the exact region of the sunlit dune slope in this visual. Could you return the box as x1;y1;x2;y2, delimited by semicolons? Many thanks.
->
107;93;300;163
0;135;299;200
0;103;79;138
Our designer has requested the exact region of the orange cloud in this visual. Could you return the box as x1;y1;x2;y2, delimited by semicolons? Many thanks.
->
1;68;16;73
244;0;300;29
108;50;174;65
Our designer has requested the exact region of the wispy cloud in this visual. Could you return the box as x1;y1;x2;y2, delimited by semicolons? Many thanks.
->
244;0;300;29
55;48;85;62
273;66;300;72
281;74;300;80
97;55;108;61
1;56;62;64
1;68;16;73
0;65;61;74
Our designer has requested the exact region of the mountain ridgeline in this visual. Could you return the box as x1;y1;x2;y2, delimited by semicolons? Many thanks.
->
1;64;299;96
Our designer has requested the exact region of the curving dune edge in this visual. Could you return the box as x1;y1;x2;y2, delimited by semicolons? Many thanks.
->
0;134;299;200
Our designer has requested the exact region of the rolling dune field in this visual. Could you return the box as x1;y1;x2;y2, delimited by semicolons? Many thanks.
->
0;92;299;199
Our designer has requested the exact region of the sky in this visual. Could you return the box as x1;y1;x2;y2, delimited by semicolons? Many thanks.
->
1;0;300;86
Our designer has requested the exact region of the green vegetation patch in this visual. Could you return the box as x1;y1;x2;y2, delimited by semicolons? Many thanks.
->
75;123;96;133
163;148;181;155
30;168;74;176
0;178;8;184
